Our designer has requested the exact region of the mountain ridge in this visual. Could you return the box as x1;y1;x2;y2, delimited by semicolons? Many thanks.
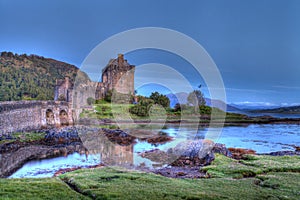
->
249;105;300;114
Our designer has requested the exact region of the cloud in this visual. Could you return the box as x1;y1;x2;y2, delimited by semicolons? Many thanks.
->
272;85;300;90
201;87;278;94
232;101;278;107
231;101;300;107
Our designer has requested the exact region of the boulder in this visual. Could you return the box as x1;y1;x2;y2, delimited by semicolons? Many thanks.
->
213;143;232;157
167;140;215;166
44;127;81;145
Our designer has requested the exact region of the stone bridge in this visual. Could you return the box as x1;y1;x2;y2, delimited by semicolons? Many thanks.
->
0;101;73;135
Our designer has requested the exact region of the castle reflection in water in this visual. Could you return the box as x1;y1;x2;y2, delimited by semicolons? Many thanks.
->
79;129;134;167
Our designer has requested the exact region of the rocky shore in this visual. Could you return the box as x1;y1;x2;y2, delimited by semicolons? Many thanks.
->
1;125;299;179
140;140;300;178
0;127;87;178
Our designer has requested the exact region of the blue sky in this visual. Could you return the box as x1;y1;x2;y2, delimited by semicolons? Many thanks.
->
1;0;300;105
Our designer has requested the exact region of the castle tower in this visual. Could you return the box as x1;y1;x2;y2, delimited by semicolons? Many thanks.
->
54;54;135;103
54;77;73;102
99;54;135;97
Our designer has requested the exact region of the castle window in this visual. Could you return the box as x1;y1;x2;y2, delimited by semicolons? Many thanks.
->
59;110;69;126
46;109;55;125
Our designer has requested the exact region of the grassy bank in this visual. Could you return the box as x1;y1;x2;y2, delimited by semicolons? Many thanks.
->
0;178;88;199
1;154;299;199
79;100;256;124
0;131;45;145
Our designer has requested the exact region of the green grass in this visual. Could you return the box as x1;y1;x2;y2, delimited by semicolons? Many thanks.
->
79;101;252;124
202;154;300;178
0;178;88;200
1;155;299;199
59;166;300;200
0;131;45;145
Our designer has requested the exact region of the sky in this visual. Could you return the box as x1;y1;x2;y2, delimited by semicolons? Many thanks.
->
1;0;300;106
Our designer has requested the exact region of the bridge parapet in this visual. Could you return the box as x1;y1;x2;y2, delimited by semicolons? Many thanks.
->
0;101;73;135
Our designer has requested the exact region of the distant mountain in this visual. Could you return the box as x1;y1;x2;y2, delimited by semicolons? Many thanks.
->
166;92;188;108
205;98;241;112
0;52;89;101
166;92;240;112
250;105;300;114
229;102;281;110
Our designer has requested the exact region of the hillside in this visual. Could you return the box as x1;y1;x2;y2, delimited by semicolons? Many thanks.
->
250;105;300;114
0;52;89;101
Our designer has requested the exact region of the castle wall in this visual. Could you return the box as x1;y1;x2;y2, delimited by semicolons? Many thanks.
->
0;101;73;135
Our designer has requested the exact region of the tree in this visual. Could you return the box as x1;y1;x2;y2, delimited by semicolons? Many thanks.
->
187;90;206;113
174;103;181;112
129;97;154;117
87;97;95;105
58;94;66;101
36;93;47;100
149;92;170;108
104;89;114;102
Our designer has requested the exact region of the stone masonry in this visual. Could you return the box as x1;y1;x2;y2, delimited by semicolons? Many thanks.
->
0;101;73;135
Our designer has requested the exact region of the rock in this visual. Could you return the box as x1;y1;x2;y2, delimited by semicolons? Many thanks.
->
260;150;300;156
227;148;256;159
101;128;136;146
213;143;232;157
176;171;186;176
146;135;173;145
154;166;207;179
139;149;176;164
168;140;214;158
167;140;215;166
44;127;81;145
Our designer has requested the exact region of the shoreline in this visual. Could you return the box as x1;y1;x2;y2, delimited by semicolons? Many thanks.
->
1;125;299;179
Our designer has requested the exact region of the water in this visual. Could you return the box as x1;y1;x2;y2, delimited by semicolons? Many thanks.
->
230;110;300;119
215;124;300;153
9;153;100;178
8;123;300;178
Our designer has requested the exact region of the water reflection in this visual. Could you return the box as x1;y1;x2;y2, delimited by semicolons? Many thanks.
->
5;124;300;178
9;153;100;178
79;128;134;167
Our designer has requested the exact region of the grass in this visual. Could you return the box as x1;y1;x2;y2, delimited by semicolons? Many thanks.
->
0;178;88;200
1;155;299;199
0;131;45;145
202;154;300;178
79;101;250;124
59;166;300;200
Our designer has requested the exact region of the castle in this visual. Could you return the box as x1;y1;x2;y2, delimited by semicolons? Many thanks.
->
0;54;135;135
54;54;135;104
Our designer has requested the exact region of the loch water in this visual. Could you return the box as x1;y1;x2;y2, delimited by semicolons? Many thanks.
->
8;123;300;178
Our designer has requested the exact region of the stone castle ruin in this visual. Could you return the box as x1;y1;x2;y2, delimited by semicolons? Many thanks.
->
0;54;135;134
54;54;135;105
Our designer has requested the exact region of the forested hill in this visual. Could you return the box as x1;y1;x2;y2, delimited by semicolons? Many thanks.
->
0;51;89;101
